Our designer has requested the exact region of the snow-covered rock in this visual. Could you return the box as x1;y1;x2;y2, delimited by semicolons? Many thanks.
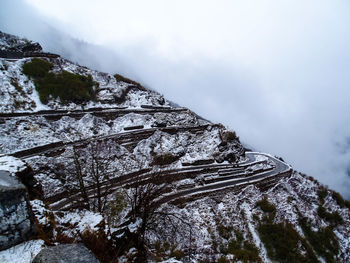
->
0;171;36;250
0;239;44;263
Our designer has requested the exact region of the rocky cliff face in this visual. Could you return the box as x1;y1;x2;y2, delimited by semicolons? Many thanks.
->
0;31;43;53
0;31;349;263
0;170;36;250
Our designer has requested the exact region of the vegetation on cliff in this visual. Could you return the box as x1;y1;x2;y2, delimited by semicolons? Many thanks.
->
22;58;97;104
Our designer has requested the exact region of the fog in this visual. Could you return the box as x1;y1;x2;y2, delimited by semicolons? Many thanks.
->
1;0;350;198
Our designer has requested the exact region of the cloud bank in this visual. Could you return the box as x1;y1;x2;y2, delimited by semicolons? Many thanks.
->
1;0;350;198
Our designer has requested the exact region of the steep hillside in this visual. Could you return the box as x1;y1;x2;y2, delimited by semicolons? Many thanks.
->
0;31;349;263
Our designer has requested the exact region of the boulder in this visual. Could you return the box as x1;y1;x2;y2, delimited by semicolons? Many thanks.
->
33;243;100;263
0;170;36;250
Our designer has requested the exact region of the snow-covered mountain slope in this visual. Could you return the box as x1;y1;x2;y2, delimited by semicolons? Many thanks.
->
0;56;167;113
0;31;349;263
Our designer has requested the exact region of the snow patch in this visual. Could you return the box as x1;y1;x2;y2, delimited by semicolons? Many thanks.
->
0;155;26;174
56;210;103;234
0;239;45;263
128;218;142;233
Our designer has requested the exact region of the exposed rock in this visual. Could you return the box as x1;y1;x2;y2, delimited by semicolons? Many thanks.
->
0;170;36;250
33;243;100;263
16;166;43;200
0;31;42;52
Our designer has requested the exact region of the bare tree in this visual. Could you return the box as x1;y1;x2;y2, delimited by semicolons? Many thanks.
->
146;205;195;260
50;137;193;260
110;170;194;261
70;139;125;213
130;173;171;222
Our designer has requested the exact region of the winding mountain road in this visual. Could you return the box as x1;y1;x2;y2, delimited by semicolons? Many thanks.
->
2;105;291;210
49;152;292;210
10;124;223;159
0;106;188;119
157;152;291;204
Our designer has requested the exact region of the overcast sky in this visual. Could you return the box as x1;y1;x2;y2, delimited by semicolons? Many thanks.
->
1;0;350;198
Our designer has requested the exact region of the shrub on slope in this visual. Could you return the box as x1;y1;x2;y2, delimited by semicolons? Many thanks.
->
22;58;97;104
